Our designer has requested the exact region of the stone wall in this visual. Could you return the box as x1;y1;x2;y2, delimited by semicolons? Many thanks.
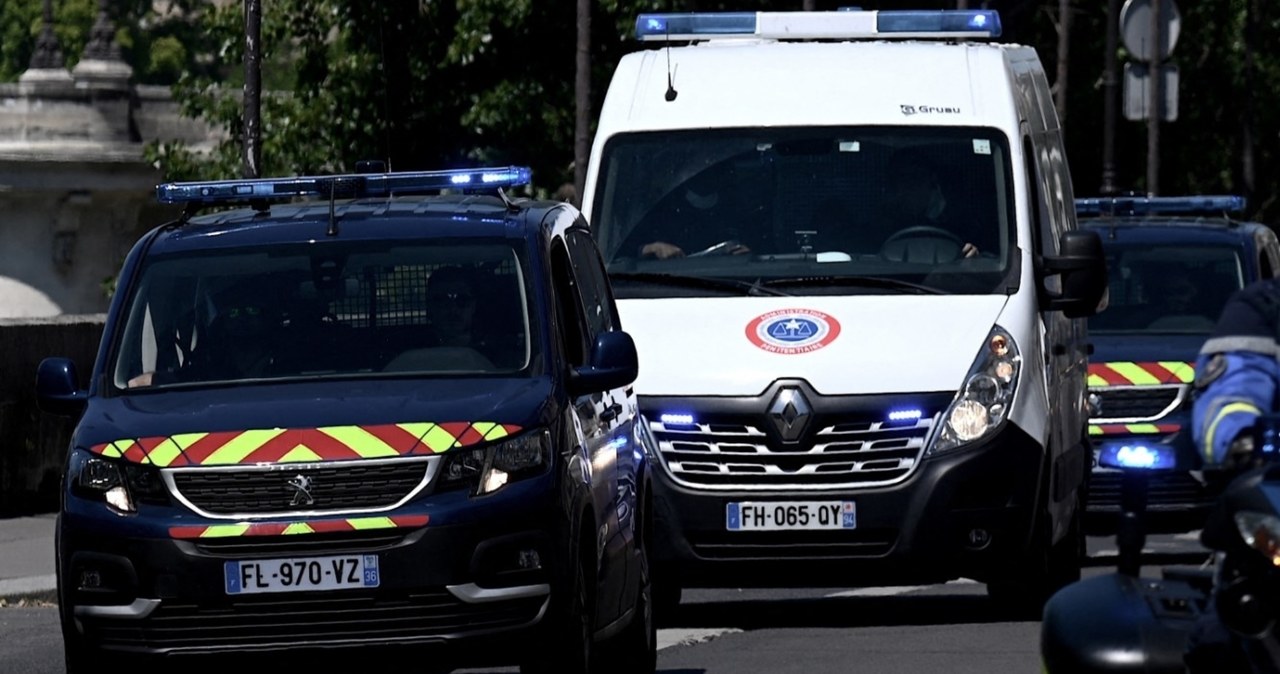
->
0;315;105;515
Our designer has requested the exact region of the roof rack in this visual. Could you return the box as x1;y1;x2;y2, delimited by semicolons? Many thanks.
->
155;166;532;206
1075;195;1247;218
633;9;1002;42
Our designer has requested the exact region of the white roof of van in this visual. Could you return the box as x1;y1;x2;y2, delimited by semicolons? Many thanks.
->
596;39;1036;134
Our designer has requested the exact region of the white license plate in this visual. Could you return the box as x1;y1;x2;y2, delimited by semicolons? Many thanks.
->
224;554;380;595
726;501;856;531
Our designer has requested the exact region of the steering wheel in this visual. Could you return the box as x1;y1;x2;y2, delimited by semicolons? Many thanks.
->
880;226;964;263
687;239;742;258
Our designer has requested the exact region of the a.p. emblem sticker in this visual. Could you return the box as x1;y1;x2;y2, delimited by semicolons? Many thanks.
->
745;308;841;354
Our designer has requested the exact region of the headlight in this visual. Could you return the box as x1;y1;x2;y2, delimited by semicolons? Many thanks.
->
1234;511;1280;567
438;430;551;496
928;326;1021;455
70;451;135;513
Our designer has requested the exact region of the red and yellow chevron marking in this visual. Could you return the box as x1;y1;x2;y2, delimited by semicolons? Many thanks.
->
1089;423;1181;436
1088;361;1194;388
169;514;430;539
90;421;522;467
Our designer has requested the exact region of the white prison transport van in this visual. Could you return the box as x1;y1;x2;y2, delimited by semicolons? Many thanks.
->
580;9;1109;616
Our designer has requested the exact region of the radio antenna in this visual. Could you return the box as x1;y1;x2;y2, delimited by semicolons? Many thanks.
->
664;15;678;102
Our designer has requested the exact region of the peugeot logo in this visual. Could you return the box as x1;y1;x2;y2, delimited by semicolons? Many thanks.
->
768;388;812;443
286;474;315;507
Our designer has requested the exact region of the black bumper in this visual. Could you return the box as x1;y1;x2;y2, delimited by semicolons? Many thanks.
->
649;421;1046;587
60;493;558;660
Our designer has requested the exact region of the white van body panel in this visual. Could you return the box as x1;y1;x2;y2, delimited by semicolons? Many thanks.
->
618;294;1009;397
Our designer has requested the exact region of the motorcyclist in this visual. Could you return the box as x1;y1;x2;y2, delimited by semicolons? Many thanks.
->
1187;277;1280;672
1192;278;1280;469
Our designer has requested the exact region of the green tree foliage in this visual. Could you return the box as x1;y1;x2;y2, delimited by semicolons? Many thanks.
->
4;0;1280;221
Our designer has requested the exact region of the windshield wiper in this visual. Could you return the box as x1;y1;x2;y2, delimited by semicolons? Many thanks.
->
760;275;946;295
609;272;792;297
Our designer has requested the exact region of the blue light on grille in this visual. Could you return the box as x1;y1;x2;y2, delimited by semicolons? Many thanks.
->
659;413;696;427
1097;443;1177;471
887;409;924;423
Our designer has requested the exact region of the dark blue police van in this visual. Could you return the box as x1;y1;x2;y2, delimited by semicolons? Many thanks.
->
35;165;656;673
1078;195;1280;534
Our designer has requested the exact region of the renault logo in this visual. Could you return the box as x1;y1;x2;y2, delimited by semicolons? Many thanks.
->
768;388;812;443
286;474;315;507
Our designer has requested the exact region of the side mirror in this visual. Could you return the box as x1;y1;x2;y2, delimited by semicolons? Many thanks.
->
1043;230;1108;318
36;357;88;417
568;331;639;396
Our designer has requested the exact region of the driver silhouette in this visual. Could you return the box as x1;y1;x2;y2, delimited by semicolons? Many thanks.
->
878;157;980;262
632;166;758;259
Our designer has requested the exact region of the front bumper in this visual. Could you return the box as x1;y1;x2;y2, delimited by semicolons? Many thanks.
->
649;421;1047;587
59;477;558;661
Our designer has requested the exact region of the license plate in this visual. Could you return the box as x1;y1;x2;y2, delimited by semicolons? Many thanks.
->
726;501;856;531
224;554;380;595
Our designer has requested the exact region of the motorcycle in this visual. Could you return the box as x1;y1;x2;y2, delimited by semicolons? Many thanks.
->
1041;416;1280;673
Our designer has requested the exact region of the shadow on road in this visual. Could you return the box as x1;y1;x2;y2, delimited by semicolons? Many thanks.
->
665;592;1022;631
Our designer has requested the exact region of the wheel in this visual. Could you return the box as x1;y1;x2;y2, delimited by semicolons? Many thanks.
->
653;574;682;627
521;536;594;674
686;239;742;257
879;226;965;263
987;491;1084;619
597;503;657;674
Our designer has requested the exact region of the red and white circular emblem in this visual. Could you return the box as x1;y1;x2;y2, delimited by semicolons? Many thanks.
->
745;308;842;354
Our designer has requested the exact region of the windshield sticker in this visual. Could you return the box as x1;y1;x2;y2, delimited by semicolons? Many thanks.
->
838;141;861;153
746;309;842;354
900;104;961;116
973;139;992;155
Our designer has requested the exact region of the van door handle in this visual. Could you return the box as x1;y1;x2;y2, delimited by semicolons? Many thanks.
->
601;402;623;422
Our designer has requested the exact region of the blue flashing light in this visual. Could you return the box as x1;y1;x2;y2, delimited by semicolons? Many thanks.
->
1075;195;1247;218
1098;443;1177;471
876;10;1001;37
660;413;696;427
155;166;532;205
634;10;1001;42
887;409;924;423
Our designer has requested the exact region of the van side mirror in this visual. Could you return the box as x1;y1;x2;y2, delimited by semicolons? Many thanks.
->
36;357;88;417
1043;230;1108;318
568;331;639;396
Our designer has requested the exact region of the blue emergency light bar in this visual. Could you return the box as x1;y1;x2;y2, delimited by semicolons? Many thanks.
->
1097;442;1178;471
634;9;1002;41
1075;195;1247;217
155;166;533;205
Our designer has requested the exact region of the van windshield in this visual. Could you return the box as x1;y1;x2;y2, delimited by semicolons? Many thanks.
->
111;240;537;390
1089;243;1244;335
591;126;1017;297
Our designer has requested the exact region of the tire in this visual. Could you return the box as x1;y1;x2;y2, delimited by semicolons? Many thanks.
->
987;490;1084;619
652;567;682;628
597;507;657;674
521;535;594;674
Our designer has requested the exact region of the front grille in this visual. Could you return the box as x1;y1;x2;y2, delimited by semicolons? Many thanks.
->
1087;470;1215;510
652;416;935;490
1092;385;1183;421
189;531;409;557
168;458;432;516
688;529;896;560
87;590;545;651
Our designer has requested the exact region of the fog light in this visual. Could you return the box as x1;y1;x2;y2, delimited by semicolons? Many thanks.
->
79;569;103;591
966;528;992;550
517;549;542;570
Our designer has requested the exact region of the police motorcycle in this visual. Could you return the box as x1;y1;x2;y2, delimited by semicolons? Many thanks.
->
1041;416;1280;673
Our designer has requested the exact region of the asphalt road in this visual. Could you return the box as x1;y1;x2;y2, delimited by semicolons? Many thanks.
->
0;534;1210;674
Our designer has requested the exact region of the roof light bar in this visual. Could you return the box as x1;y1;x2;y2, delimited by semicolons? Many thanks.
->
634;10;1001;42
155;166;532;205
1075;195;1247;217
